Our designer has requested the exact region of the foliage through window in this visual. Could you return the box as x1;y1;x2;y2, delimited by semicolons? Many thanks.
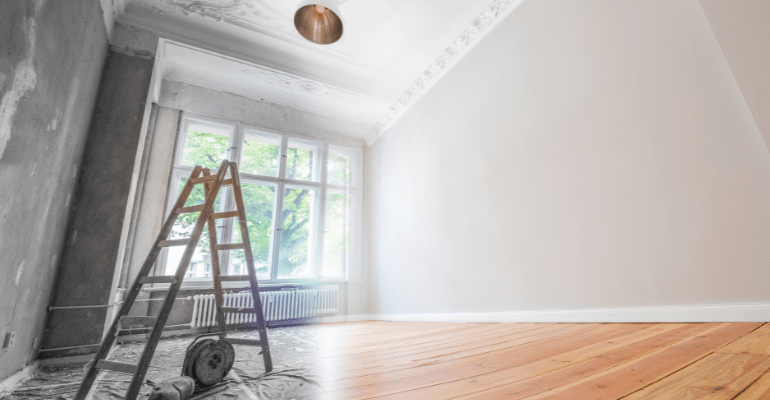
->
161;115;359;283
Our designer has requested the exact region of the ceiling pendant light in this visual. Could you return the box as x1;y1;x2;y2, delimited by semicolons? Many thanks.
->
294;0;344;45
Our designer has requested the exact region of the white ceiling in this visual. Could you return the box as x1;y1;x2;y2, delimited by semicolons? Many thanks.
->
113;0;520;143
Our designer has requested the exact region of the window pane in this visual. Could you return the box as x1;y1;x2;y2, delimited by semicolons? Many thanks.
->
278;186;318;278
240;131;280;177
181;121;231;169
323;192;349;277
165;175;225;278
228;182;276;280
285;139;320;182
327;149;352;186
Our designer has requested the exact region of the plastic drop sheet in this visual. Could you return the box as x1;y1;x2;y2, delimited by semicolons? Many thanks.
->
6;327;324;400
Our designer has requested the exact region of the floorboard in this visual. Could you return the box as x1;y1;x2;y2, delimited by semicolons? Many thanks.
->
308;321;767;399
10;321;770;399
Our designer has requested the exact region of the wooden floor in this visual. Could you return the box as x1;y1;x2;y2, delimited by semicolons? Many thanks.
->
301;321;770;399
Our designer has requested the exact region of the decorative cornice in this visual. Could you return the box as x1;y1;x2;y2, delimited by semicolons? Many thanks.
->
136;0;293;35
365;0;522;146
237;65;369;107
119;0;401;98
121;0;522;146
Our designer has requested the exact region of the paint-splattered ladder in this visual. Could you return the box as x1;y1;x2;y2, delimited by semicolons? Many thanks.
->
73;160;272;400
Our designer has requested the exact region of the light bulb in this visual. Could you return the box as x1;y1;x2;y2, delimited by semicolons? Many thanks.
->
315;4;326;13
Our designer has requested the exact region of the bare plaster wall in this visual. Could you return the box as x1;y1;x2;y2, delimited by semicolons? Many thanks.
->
0;0;108;381
42;50;155;357
120;106;179;289
366;0;770;318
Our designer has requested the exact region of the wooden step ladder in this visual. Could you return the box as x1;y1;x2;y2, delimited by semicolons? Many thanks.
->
74;160;272;400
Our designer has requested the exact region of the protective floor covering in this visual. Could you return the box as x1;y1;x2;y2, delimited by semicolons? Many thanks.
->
6;327;323;399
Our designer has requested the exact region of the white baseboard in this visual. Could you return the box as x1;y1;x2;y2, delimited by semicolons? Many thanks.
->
344;314;379;322
368;303;770;323
314;314;378;324
0;361;38;395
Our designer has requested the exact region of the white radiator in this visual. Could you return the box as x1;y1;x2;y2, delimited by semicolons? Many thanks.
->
190;286;339;328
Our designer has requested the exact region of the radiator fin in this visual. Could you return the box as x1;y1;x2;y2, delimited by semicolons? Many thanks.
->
190;286;339;328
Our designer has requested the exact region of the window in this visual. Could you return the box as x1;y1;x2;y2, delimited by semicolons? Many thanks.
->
164;118;234;279
160;114;360;283
240;129;281;177
286;138;320;182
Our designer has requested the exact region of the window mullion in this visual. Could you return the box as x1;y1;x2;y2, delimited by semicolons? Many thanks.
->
279;135;288;180
315;142;329;278
231;121;244;167
218;186;235;275
218;122;242;275
269;135;290;282
271;181;286;282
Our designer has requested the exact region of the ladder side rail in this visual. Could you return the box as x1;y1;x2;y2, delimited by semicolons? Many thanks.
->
228;162;273;372
73;166;204;400
124;161;230;400
202;168;229;337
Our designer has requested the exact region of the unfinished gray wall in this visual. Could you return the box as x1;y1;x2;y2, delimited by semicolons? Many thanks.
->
0;0;108;381
41;50;155;358
119;106;179;291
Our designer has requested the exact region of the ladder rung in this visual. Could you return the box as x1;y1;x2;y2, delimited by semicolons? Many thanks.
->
219;275;251;282
212;211;239;219
159;239;191;247
95;360;138;375
222;307;257;314
139;276;176;284
189;176;217;184
216;243;245;251
120;316;157;326
190;176;232;186
177;205;205;214
226;338;262;346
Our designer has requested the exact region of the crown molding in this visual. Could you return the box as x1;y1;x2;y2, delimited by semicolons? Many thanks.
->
116;0;526;145
114;0;403;98
365;0;526;146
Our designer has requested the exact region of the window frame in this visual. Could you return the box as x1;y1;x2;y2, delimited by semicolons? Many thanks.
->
158;113;361;285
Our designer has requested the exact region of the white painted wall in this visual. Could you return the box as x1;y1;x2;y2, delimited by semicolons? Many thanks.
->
697;0;770;153
365;0;770;320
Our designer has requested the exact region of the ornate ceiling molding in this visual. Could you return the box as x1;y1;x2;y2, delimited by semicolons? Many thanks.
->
134;0;293;35
119;0;402;98
235;61;376;107
365;0;523;146
121;0;522;146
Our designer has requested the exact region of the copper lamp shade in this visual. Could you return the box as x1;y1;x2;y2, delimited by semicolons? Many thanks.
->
294;0;343;45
